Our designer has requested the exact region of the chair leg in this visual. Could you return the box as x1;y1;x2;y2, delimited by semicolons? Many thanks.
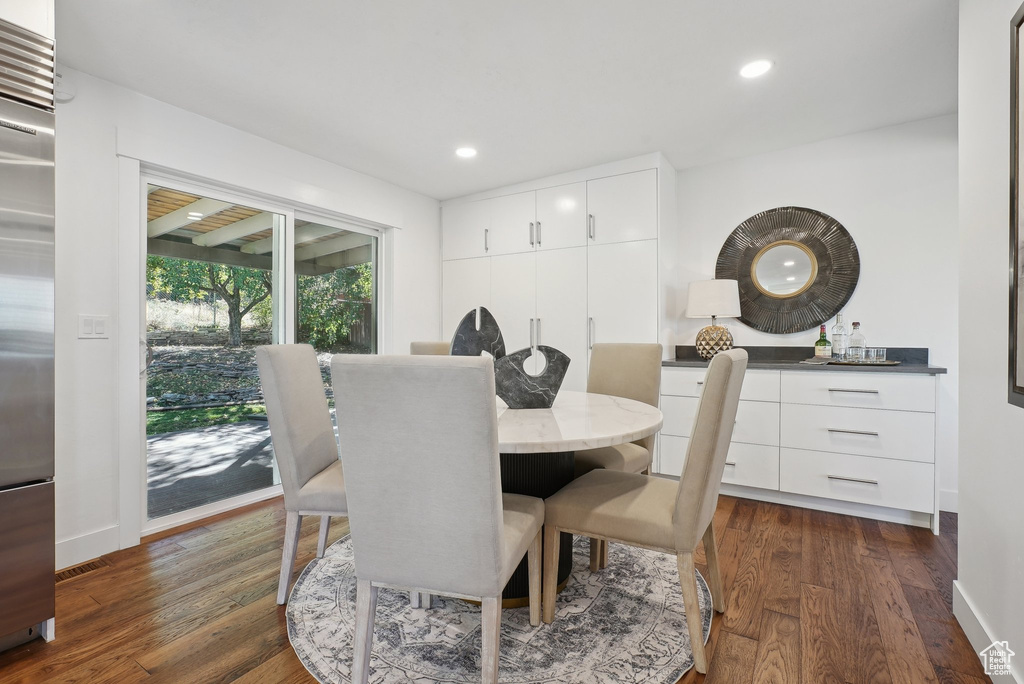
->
589;537;601;572
599;539;609;569
316;515;331;558
677;552;708;674
528;528;542;627
542;526;561;624
276;511;302;605
480;596;501;684
702;522;725;613
352;579;378;684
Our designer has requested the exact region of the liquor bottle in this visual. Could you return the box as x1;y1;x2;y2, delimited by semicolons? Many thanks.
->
848;322;866;362
814;324;832;358
831;313;848;360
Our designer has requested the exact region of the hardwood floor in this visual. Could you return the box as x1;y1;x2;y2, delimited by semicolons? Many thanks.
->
0;496;986;683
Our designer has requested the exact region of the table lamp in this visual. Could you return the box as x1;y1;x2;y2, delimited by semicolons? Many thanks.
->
686;279;741;360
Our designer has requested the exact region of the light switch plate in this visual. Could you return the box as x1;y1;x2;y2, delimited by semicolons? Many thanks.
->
78;314;110;339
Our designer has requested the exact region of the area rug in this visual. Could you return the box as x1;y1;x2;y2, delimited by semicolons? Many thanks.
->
287;535;712;684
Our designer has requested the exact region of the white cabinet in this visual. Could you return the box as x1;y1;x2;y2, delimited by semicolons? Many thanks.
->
536;183;587;251
536;248;589;392
442;201;489;261
587;239;659;347
658;365;941;531
490;253;537;363
488;191;536;257
442;257;490;340
586;169;658;245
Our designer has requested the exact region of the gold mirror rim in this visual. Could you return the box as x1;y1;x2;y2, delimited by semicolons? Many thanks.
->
750;240;819;299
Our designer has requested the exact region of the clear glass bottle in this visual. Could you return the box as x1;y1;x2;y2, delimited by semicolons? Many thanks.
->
814;324;832;358
848;322;866;362
831;313;848;360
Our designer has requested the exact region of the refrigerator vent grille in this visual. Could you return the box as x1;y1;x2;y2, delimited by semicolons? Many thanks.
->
0;18;54;111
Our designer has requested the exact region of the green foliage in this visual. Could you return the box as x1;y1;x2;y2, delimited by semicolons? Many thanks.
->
298;263;373;350
146;404;266;435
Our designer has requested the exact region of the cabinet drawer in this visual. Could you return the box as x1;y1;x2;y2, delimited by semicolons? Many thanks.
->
780;448;934;513
662;395;779;445
657;436;779;490
780;404;934;463
662;367;780;402
781;371;935;413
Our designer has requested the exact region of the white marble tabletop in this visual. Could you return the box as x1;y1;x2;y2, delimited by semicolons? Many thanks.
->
496;391;664;454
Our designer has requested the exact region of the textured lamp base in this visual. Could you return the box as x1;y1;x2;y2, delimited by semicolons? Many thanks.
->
695;325;734;360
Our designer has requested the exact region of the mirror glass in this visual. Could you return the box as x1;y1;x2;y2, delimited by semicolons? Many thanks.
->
752;242;816;297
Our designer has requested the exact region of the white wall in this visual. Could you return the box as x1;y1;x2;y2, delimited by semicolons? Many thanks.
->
54;67;440;568
673;115;960;512
0;0;54;39
957;1;1024;681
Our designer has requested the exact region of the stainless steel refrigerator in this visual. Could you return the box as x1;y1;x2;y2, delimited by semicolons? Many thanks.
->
0;17;56;648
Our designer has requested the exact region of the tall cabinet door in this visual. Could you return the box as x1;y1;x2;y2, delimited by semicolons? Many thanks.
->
586;169;658;245
536;182;587;251
487;191;536;257
442;200;489;261
442;257;491;340
490;252;537;364
587;239;659;347
536;247;589;392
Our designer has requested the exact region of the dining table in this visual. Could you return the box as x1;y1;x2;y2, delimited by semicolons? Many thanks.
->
494;390;663;604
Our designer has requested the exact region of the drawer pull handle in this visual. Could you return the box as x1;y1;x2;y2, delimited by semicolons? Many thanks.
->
827;388;880;394
696;380;704;385
725;461;737;467
827;428;880;437
827;475;879;486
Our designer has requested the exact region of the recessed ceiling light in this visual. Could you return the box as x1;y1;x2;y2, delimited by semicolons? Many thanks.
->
783;260;795;266
786;276;796;282
740;59;773;79
455;147;477;159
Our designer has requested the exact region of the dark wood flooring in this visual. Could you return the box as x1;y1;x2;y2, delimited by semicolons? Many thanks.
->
0;496;986;684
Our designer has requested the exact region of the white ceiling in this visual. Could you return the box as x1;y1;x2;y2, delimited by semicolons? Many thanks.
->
55;1;958;201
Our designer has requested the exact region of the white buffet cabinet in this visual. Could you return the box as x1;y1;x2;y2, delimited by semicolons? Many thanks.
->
657;365;942;533
441;154;676;393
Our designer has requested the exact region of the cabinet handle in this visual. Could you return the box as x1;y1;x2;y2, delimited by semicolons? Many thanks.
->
588;317;594;349
536;317;542;346
696;380;704;385
530;318;535;349
827;388;879;394
725;461;737;467
827;475;879;485
588;214;595;240
529;222;535;247
827;428;880;437
484;228;489;252
536;220;542;246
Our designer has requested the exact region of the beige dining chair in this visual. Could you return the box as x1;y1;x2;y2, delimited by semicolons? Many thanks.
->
573;342;662;569
331;354;544;684
256;344;347;605
541;349;747;674
410;341;450;355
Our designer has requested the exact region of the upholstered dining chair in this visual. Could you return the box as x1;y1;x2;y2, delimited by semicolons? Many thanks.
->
256;344;347;605
409;340;450;355
573;342;662;569
541;349;747;674
331;354;545;684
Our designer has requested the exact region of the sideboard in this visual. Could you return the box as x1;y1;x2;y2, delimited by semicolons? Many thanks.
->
655;347;947;533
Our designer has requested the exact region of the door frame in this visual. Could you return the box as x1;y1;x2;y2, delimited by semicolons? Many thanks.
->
117;157;394;546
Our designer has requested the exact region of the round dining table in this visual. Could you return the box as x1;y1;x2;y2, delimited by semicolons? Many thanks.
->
494;390;663;603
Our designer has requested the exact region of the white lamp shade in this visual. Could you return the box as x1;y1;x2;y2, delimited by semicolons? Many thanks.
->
686;279;741;318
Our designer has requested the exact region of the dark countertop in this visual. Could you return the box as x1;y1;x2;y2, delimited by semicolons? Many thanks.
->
664;345;947;375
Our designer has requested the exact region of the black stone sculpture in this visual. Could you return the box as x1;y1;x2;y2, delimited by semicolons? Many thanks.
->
450;307;570;409
494;346;571;409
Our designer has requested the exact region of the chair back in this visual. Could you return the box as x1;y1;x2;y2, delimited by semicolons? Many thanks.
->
410;341;450;355
256;344;339;510
331;354;506;598
672;349;747;550
587;343;663;452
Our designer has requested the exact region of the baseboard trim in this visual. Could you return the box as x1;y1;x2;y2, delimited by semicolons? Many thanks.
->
940;488;959;513
55;524;120;571
953;580;1022;683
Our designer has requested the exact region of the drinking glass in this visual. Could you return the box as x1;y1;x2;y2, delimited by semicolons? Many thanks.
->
872;347;887;362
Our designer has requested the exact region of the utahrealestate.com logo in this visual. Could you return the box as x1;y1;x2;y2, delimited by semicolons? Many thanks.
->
980;641;1015;676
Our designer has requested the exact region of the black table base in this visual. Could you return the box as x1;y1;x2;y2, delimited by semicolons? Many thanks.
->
499;451;575;601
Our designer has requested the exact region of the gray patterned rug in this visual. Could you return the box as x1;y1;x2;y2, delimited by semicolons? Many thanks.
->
287;535;713;683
